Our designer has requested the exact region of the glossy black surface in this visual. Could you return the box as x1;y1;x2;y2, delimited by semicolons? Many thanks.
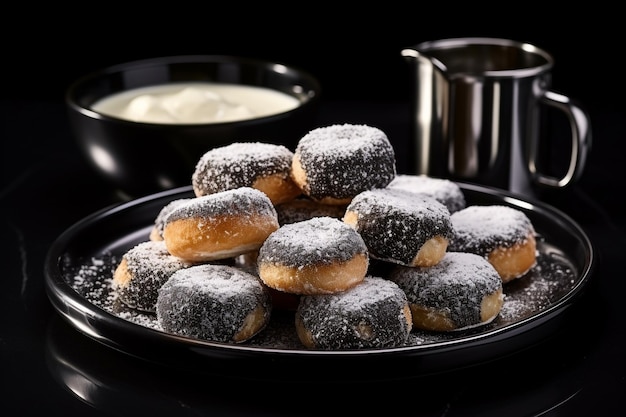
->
66;55;321;197
3;21;625;414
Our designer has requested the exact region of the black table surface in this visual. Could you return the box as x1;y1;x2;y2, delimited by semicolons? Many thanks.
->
1;94;624;416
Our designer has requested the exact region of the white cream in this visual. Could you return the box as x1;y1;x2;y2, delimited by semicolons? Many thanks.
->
91;82;301;124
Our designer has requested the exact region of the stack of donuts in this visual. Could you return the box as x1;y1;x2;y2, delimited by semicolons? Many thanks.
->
112;123;538;349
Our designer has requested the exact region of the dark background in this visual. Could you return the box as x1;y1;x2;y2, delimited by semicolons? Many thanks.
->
4;7;623;223
3;8;621;107
1;7;625;416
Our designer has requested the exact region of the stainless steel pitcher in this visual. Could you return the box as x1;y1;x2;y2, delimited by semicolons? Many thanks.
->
401;37;592;195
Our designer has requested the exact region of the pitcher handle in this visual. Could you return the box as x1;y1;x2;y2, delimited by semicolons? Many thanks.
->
530;91;592;188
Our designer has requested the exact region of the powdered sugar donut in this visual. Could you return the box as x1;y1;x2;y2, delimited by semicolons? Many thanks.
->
344;188;453;267
192;142;302;205
291;124;396;205
448;205;537;283
163;187;279;262
295;276;413;350
386;174;466;213
156;264;271;343
388;252;504;332
257;216;369;295
112;240;191;312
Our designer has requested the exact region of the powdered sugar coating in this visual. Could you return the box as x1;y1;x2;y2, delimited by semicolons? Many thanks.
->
449;205;535;256
164;187;278;224
296;276;412;349
192;142;295;197
113;240;191;312
156;264;271;342
65;237;578;349
387;174;466;213
294;124;396;200
389;252;503;330
258;216;368;266
345;188;453;265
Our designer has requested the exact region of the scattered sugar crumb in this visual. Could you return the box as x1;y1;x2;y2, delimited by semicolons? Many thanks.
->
63;240;577;350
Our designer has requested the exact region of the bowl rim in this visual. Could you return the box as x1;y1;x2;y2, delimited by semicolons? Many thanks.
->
65;54;322;127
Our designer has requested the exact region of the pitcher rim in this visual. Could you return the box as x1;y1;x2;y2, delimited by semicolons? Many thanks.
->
404;37;554;78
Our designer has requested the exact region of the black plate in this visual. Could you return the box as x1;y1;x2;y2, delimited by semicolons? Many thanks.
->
44;183;594;381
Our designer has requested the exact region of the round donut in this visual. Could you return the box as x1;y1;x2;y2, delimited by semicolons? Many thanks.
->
257;216;369;295
388;252;504;332
112;240;191;312
149;198;192;241
163;187;279;262
295;276;413;350
386;174;466;213
343;188;453;267
274;197;346;226
156;264;271;343
192;142;302;205
291;124;396;205
448;205;537;283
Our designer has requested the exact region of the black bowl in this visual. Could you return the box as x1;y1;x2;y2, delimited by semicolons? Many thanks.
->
66;55;321;197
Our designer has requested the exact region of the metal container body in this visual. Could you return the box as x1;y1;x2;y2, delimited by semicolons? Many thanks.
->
403;38;591;195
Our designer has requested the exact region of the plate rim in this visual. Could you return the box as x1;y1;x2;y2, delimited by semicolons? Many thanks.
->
43;183;595;368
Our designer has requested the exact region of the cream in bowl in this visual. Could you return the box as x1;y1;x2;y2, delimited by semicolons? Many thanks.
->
66;55;321;197
91;82;302;125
